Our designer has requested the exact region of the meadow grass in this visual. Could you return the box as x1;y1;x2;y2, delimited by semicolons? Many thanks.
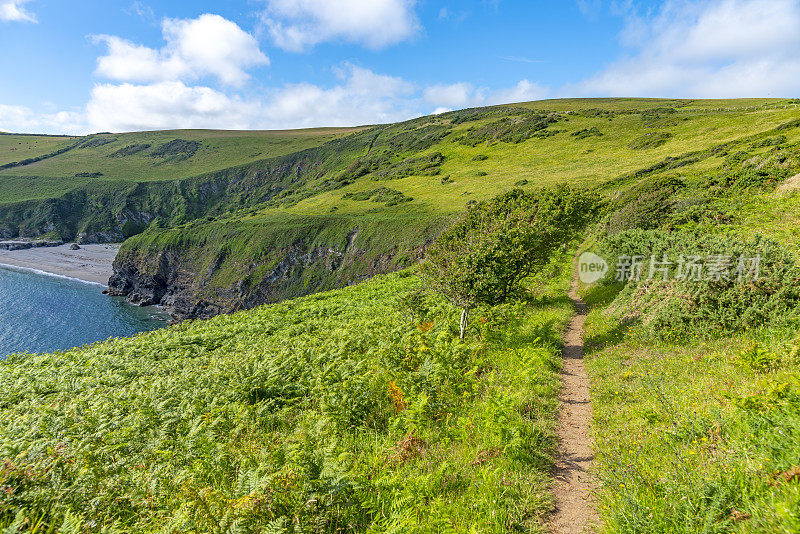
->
0;128;360;201
0;134;75;167
287;105;800;217
583;309;800;533
0;251;575;533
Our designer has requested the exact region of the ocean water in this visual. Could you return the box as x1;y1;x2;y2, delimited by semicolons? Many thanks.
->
0;265;169;357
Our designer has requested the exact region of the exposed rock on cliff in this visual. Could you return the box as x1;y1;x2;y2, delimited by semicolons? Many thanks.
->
108;213;443;320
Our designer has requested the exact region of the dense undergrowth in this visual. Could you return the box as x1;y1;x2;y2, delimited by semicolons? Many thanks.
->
0;254;574;533
580;123;800;532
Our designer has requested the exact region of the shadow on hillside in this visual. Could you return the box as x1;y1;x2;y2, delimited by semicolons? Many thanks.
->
584;318;636;354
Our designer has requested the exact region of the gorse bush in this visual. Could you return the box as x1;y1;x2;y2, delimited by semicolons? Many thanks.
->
627;132;672;150
457;112;559;146
603;176;685;233
571;127;603;140
596;230;800;339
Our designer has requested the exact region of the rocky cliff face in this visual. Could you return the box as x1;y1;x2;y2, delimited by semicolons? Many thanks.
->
108;215;442;320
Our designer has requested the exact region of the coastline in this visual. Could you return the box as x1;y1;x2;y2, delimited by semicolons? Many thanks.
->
0;244;119;285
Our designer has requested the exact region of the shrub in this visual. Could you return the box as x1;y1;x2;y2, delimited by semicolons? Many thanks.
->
596;230;800;339
457;112;559;146
108;144;151;157
150;139;201;161
375;152;445;180
603;176;685;233
343;187;412;205
628;132;672;150
571;127;603;139
420;187;600;338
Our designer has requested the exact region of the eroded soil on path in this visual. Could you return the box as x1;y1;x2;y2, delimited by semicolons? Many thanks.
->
549;276;599;533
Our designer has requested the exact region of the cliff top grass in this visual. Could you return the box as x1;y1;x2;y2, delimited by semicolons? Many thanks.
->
0;256;575;532
0;127;362;203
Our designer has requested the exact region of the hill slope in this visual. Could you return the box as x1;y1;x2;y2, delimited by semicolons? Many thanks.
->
1;98;799;318
2;97;800;531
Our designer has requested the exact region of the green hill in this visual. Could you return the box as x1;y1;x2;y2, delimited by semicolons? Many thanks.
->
2;98;799;317
2;97;800;531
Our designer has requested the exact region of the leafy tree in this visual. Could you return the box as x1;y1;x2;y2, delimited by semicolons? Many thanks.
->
420;187;600;339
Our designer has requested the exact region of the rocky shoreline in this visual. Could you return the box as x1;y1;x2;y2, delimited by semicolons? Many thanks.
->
0;240;64;251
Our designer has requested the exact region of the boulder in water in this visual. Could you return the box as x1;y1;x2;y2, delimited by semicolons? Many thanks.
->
70;243;81;250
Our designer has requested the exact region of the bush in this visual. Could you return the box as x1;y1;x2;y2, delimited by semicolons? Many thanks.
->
420;187;600;338
603;176;685;233
375;152;445;180
342;187;412;205
628;132;672;150
457;112;559;146
596;230;800;339
571;127;603;140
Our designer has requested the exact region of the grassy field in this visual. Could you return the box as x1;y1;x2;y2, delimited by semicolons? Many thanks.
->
0;133;75;166
0;127;361;203
0;252;574;532
2;97;800;531
287;105;800;216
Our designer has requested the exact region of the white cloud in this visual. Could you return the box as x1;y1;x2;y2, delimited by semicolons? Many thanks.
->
86;82;259;132
94;14;268;86
487;80;549;104
575;0;800;97
0;105;85;134
424;82;483;109
0;0;36;22
264;64;417;128
424;79;549;110
127;1;154;21
79;65;417;133
80;65;545;134
261;0;420;52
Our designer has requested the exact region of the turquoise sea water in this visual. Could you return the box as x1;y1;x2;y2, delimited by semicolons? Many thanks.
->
0;265;168;357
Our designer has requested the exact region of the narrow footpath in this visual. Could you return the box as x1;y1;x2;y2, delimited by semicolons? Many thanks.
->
549;274;599;533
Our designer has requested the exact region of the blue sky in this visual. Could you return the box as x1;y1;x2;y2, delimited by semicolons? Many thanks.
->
1;0;799;134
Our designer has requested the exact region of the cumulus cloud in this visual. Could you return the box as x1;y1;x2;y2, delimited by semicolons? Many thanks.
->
575;0;800;97
94;14;268;86
486;80;549;105
86;82;259;132
264;64;417;127
0;0;36;22
84;65;419;132
424;79;549;110
261;0;420;51
0;105;85;134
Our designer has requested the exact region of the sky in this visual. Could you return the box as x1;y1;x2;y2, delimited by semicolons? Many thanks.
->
1;0;799;134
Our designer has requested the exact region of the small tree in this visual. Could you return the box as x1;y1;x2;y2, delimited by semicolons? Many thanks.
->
420;187;599;340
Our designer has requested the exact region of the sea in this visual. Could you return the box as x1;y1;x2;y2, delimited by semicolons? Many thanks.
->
0;265;169;358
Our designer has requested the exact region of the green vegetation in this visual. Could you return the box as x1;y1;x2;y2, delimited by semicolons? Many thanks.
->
0;257;575;532
575;113;800;531
420;187;598;338
3;98;800;531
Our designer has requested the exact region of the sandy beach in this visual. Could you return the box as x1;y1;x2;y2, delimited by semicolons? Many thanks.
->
0;244;119;285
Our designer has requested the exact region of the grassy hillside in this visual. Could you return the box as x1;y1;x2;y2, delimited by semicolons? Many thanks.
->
2;97;800;531
0;133;75;168
571;115;800;531
0;128;361;204
95;98;800;317
0;255;574;533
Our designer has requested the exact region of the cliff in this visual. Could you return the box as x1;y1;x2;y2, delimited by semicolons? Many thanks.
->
108;212;445;319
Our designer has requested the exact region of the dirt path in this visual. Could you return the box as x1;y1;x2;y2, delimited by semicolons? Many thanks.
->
549;275;598;533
